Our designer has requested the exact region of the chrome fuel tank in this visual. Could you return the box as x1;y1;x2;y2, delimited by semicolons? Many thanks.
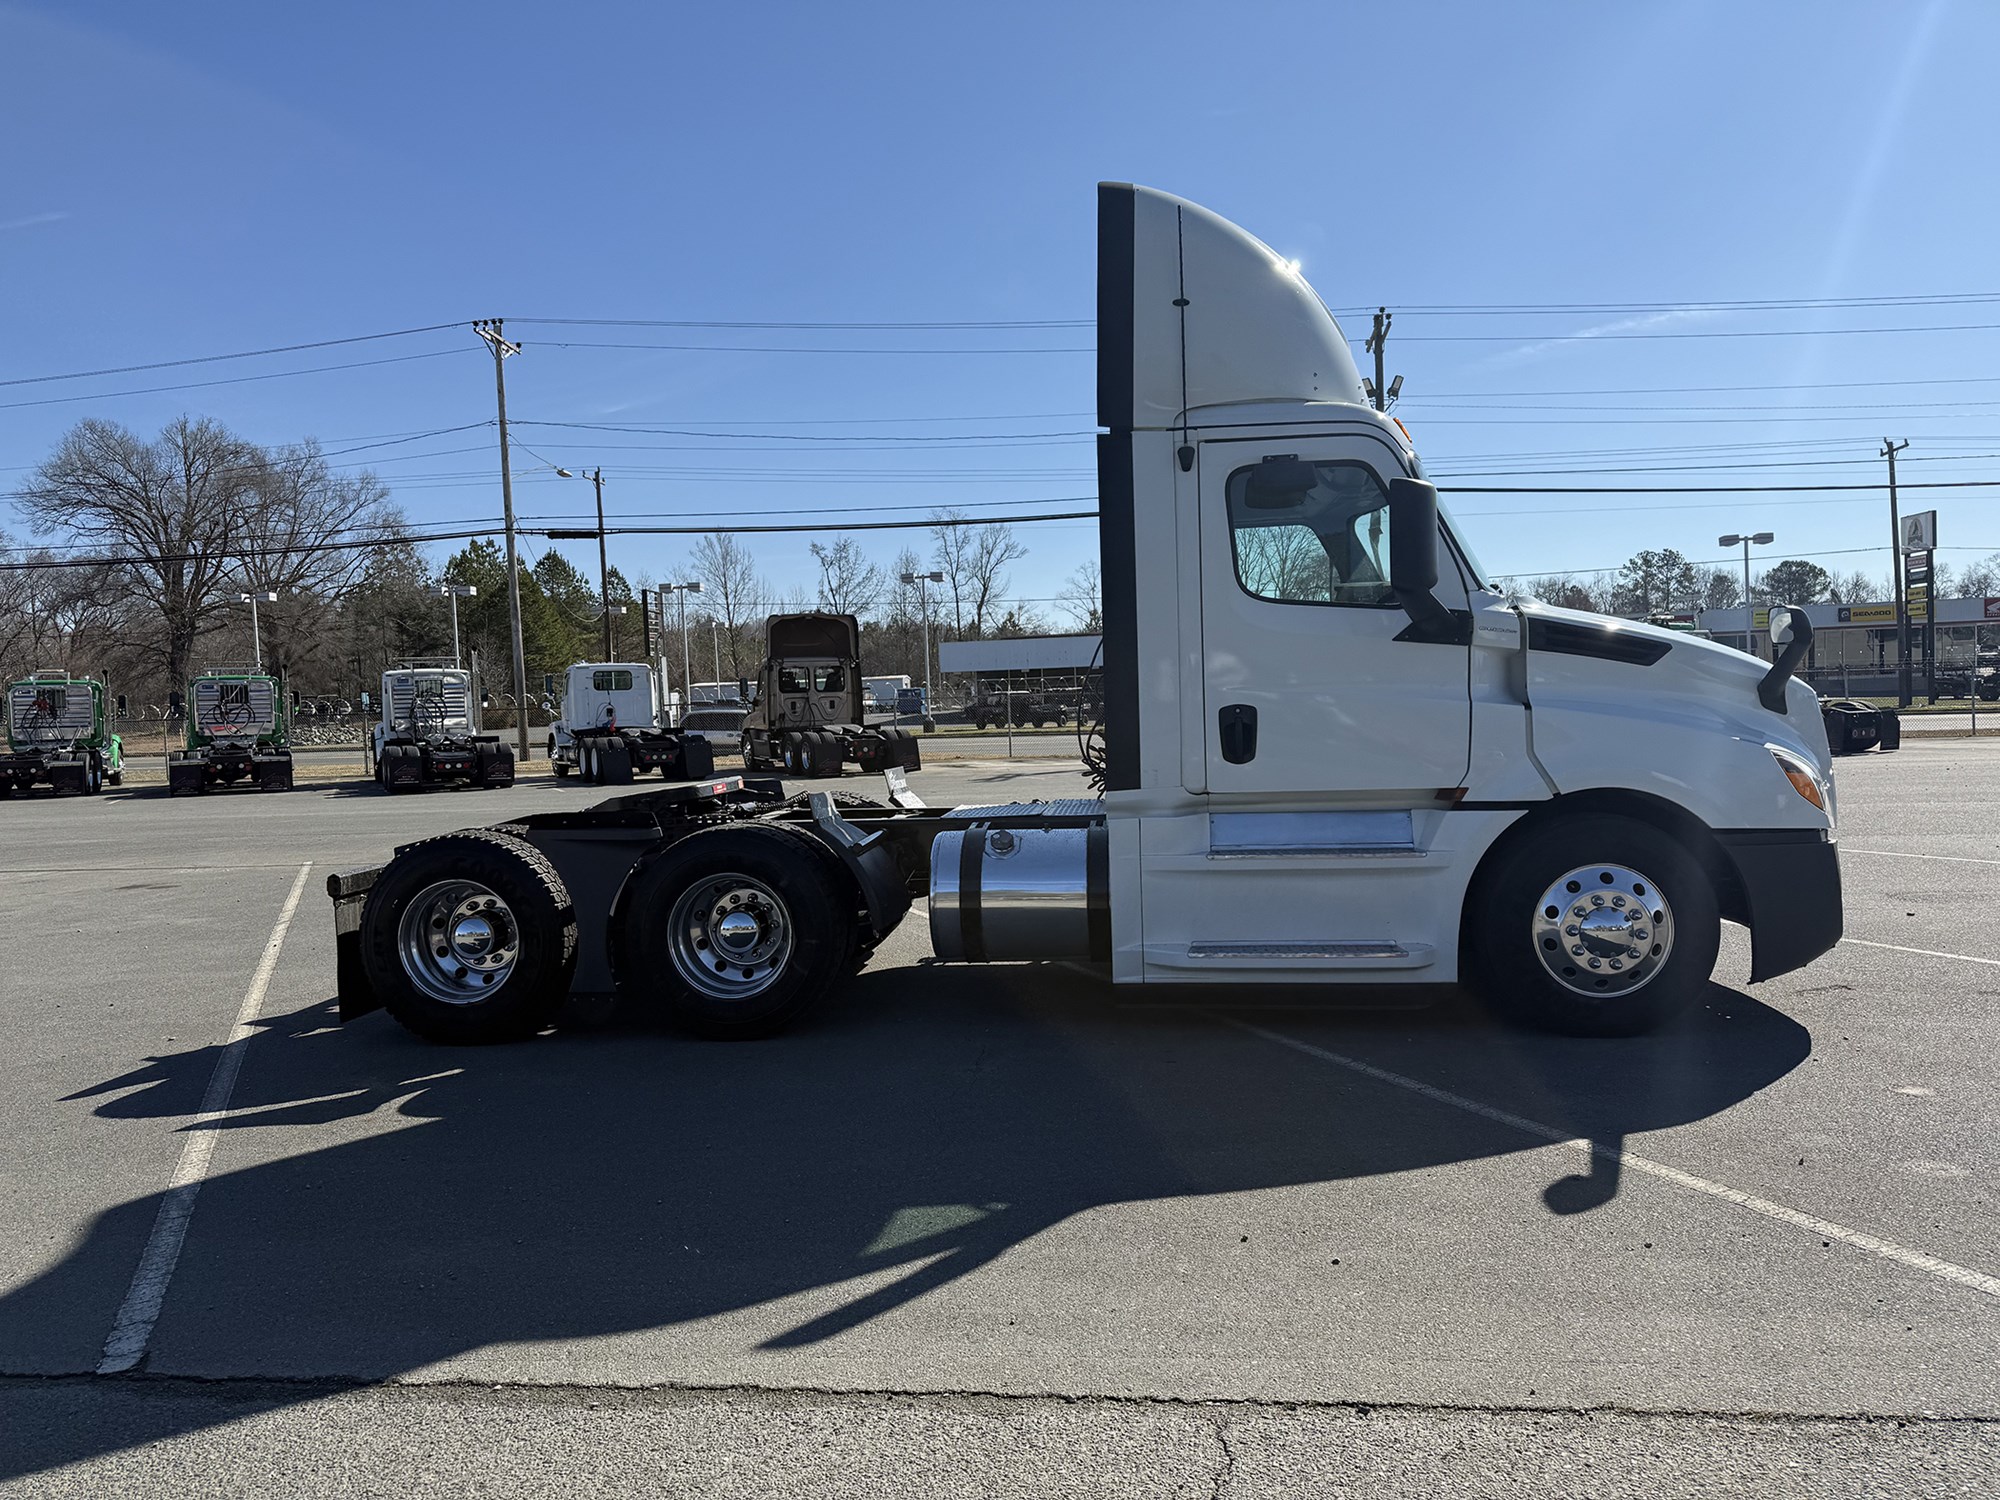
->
929;825;1108;962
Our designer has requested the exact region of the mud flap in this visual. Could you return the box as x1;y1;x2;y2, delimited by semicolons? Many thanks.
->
673;736;716;780
168;758;208;796
478;745;515;788
329;866;383;1020
256;754;294;792
809;733;845;777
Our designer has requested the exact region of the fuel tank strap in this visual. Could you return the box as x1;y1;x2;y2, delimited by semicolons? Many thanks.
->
958;827;986;963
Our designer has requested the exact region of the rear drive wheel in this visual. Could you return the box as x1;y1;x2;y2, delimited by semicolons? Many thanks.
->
1467;815;1718;1037
359;830;577;1043
619;824;858;1039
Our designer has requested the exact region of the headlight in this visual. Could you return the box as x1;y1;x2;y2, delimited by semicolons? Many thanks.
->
1770;746;1826;812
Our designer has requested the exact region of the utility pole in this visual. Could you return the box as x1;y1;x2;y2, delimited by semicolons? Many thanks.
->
1364;307;1393;411
590;467;612;659
474;318;530;759
1884;437;1911;707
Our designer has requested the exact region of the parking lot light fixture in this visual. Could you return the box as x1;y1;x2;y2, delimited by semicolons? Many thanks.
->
899;570;946;715
1717;532;1776;650
235;590;280;672
431;583;478;668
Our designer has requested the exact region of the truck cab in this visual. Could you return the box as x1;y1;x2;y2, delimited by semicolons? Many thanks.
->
373;663;513;792
1057;182;1839;1027
546;662;714;784
741;614;921;777
0;670;123;797
167;670;294;794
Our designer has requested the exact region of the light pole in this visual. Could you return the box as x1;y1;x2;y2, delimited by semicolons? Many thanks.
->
602;602;628;659
553;466;616;658
236;590;279;672
1717;532;1775;653
661;581;702;703
711;620;722;690
431;583;477;668
900;570;945;717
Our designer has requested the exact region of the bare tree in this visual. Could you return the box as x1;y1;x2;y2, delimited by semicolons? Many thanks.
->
810;538;885;618
963;523;1029;635
16;417;262;688
1512;573;1604;611
929;509;974;637
1056;560;1103;631
1693;565;1740;611
1953;553;2000;600
692;532;763;681
236;442;397;683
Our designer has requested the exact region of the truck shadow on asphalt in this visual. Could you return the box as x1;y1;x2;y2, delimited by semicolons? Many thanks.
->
0;972;1809;1480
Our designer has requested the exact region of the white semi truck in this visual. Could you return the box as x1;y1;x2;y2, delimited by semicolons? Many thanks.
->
327;184;1839;1045
372;663;514;792
546;662;714;784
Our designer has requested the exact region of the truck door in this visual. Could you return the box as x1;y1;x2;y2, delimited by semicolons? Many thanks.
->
1199;431;1470;794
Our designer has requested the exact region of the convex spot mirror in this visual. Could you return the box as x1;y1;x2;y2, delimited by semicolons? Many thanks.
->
1243;455;1318;509
1768;605;1796;646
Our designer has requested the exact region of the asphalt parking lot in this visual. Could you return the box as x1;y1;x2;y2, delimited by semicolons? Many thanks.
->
0;746;1995;1495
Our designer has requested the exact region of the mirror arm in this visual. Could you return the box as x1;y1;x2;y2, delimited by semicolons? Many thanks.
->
1758;605;1814;713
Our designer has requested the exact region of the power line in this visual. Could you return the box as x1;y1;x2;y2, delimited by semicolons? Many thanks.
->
0;322;469;388
1414;374;2000;398
535;340;1094;355
1398;322;2000;342
509;420;1094;443
0;348;479;412
513;316;1091;330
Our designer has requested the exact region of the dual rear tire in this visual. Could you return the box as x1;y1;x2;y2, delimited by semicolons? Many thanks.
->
361;823;860;1044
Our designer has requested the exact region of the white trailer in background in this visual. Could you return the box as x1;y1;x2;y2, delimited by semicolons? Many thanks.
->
331;184;1841;1046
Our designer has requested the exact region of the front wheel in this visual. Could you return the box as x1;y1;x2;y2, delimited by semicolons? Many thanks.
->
1466;815;1719;1037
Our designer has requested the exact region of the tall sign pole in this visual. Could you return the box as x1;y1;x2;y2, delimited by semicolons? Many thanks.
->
1883;438;1911;708
476;319;531;759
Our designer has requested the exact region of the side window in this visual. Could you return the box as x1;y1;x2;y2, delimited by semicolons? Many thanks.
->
592;670;633;692
1226;460;1396;607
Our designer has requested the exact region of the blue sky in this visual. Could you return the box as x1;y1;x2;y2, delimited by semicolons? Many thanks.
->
4;0;1997;612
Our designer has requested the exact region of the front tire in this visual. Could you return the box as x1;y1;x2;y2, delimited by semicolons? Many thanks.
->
618;824;859;1039
1466;815;1719;1037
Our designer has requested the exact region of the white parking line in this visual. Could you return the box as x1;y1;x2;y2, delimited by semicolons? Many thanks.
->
1229;1019;2000;1302
1842;937;2000;967
97;861;313;1375
1843;848;2000;868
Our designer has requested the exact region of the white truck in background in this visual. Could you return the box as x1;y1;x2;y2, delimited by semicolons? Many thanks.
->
372;663;514;791
331;184;1841;1046
546;662;714;785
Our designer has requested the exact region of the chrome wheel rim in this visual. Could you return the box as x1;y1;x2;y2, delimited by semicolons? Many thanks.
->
666;871;793;1000
1531;863;1675;998
397;879;520;1005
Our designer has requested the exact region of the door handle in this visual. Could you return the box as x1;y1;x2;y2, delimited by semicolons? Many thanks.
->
1218;704;1258;764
